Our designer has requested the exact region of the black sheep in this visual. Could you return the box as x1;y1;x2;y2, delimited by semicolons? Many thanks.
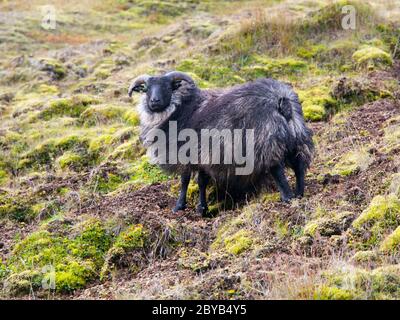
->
129;71;314;217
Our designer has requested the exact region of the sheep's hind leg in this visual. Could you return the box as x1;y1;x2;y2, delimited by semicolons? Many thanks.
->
271;164;293;202
173;172;191;213
292;156;306;198
197;170;210;217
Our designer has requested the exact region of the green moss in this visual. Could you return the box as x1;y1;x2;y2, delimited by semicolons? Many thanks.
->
100;224;147;279
352;194;400;248
113;224;146;250
298;86;337;122
313;286;354;300
321;265;400;299
70;219;113;265
332;149;373;176
20;134;90;168
274;218;289;238
353;194;400;229
57;151;84;170
39;58;66;80
108;137;144;161
223;230;253;255
177;57;234;87
352;46;393;69
0;169;8;186
36;84;59;95
80;104;127;126
304;212;354;237
304;0;374;34
331;76;383;106
96;173;125;194
123;110;140;126
297;44;327;59
0;192;37;222
380;226;400;253
127;156;170;185
211;204;258;255
88;134;114;154
241;56;308;78
303;104;326;122
39;95;100;120
351;250;380;264
94;69;111;80
4;218;112;295
369;265;400;298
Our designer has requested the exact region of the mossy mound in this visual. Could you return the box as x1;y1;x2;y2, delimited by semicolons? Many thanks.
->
352;194;400;248
37;58;67;80
108;137;144;161
331;76;383;106
2;218;112;295
241;56;308;79
304;211;354;237
20;134;91;169
332;149;373;176
122;110;140;126
298;86;337;121
223;230;253;255
101;224;147;278
0;192;39;222
380;226;400;252
304;0;374;34
351;250;380;266
39;95;100;120
317;265;400;299
211;204;258;256
313;285;355;300
127;156;170;185
56;151;85;170
177;56;242;87
352;46;393;70
79;104;128;126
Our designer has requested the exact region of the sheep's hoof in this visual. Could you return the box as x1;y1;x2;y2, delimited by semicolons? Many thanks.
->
172;203;187;213
197;205;210;217
281;195;293;203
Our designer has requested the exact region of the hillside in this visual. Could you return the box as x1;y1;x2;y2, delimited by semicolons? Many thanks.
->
0;0;400;299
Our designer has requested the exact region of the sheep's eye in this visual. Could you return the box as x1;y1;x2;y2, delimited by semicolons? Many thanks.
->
138;84;147;92
172;80;182;90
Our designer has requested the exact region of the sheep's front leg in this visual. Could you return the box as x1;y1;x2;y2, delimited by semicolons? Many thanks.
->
173;172;191;213
197;170;210;217
271;164;293;202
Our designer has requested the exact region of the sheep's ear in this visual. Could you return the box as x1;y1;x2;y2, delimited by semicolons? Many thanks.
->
172;80;182;90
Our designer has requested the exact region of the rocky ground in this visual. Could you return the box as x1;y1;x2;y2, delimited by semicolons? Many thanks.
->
0;0;400;299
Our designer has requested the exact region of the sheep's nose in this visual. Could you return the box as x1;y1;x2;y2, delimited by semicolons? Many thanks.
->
151;97;160;103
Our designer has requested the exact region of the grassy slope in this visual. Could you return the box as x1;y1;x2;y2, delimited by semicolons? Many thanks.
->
0;0;400;299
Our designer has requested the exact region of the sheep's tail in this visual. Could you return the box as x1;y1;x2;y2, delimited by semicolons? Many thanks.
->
276;91;315;168
277;97;293;121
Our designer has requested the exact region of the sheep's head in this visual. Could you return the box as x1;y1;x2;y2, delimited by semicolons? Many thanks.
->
128;71;195;113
